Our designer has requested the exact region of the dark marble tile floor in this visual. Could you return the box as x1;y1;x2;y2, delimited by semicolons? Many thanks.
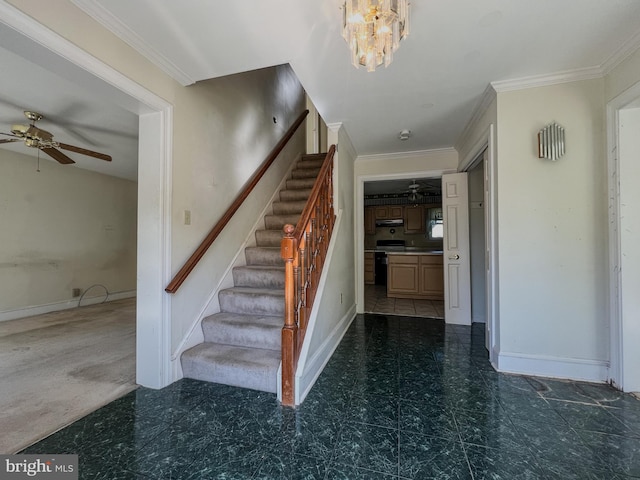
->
22;314;640;479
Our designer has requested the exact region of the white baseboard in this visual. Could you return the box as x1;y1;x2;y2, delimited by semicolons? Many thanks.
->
295;304;357;405
497;351;609;383
0;290;137;322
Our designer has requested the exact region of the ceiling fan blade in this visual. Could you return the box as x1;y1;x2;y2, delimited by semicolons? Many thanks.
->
40;147;75;165
0;138;20;144
57;143;112;162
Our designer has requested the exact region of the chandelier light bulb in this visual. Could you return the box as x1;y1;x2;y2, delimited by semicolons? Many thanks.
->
343;0;411;72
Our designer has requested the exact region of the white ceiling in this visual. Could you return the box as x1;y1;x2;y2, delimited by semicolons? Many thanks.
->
71;0;640;156
2;0;640;182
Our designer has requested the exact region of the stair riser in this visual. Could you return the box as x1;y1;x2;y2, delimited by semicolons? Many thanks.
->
181;348;278;394
296;159;324;169
219;290;284;315
279;189;312;202
203;322;281;350
233;267;285;289
255;229;283;247
244;247;283;266
264;214;300;230
286;178;316;190
272;201;306;215
291;168;320;179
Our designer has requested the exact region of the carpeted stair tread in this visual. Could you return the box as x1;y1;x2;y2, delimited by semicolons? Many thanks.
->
255;229;286;247
181;343;280;393
245;246;283;266
264;213;300;230
279;188;312;201
291;168;321;179
219;287;285;315
202;312;282;350
272;200;307;215
232;265;285;288
286;178;316;190
296;159;324;169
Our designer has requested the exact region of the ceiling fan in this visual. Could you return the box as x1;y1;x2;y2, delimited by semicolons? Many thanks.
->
0;111;112;165
405;179;440;201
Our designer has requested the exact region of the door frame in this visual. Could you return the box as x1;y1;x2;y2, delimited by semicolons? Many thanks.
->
0;4;174;389
607;80;640;391
459;124;498;367
355;168;453;312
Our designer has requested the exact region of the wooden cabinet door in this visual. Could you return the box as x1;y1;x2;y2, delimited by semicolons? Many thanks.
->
419;263;444;297
387;256;419;295
389;206;403;218
374;206;389;219
404;205;425;233
364;207;376;235
364;252;375;284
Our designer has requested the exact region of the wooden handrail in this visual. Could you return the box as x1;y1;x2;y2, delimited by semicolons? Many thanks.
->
281;145;336;406
165;109;309;294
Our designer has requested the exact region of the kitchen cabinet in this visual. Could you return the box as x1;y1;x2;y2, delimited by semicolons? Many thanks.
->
404;205;425;234
364;207;376;235
364;251;375;284
387;255;419;295
373;205;403;220
419;255;444;298
387;253;443;300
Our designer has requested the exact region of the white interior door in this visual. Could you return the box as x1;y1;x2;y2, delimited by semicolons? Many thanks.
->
442;173;472;325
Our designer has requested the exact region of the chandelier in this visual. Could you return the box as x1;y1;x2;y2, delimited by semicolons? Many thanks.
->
342;0;411;72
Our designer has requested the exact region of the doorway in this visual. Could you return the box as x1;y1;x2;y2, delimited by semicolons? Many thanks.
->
0;1;172;389
608;84;640;393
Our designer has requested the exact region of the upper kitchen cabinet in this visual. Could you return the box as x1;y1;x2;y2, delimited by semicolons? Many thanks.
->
364;207;376;235
373;205;403;220
404;205;425;234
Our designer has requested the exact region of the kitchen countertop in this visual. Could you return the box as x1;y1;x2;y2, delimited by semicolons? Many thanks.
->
386;250;443;256
364;248;443;255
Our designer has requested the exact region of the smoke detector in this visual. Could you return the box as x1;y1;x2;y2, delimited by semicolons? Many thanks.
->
398;129;412;141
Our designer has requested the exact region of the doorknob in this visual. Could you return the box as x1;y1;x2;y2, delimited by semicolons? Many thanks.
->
448;254;460;260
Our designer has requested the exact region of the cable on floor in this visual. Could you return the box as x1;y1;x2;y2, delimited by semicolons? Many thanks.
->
77;284;110;308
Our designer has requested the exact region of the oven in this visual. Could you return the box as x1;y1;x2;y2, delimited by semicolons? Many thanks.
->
374;251;388;285
374;240;406;286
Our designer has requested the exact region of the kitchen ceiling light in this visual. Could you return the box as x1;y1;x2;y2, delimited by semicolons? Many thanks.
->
343;0;411;72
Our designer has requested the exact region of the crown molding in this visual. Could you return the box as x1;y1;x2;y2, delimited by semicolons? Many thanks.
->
602;28;640;75
355;147;457;163
326;122;342;133
455;84;496;152
491;66;604;93
70;0;196;86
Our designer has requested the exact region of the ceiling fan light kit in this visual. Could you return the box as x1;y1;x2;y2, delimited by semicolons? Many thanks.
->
0;110;112;165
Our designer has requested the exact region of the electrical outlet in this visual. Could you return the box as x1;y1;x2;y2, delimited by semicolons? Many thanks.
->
340;293;343;304
184;210;191;225
72;288;82;297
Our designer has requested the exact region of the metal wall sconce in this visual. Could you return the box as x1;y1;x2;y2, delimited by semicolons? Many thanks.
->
538;122;565;161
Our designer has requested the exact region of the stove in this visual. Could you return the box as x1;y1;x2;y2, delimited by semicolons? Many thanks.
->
374;240;406;285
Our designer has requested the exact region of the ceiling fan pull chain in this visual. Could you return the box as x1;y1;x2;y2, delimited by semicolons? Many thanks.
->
36;148;40;173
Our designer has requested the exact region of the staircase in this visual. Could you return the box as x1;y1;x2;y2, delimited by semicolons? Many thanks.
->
181;153;325;393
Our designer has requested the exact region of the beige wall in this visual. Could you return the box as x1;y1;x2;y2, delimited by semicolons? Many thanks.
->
297;125;357;403
355;149;458;179
0;149;136;314
496;78;608;365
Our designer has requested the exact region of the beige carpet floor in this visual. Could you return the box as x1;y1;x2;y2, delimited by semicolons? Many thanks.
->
0;298;137;454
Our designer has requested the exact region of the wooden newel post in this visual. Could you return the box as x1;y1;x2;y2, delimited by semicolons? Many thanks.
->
281;224;297;407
